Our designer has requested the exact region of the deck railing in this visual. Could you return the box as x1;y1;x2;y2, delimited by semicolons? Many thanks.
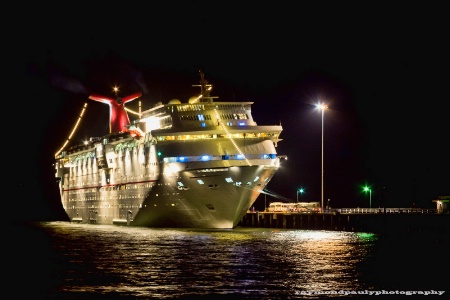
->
335;208;439;214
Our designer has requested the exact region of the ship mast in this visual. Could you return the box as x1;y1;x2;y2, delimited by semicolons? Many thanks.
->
199;69;211;101
191;69;217;103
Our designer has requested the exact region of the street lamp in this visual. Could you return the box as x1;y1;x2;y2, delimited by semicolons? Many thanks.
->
264;193;267;211
297;188;305;203
363;186;372;208
317;103;327;212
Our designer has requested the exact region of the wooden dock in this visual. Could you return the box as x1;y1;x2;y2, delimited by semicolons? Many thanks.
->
239;209;450;234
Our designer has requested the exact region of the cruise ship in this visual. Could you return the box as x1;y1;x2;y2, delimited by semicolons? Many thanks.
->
54;71;286;228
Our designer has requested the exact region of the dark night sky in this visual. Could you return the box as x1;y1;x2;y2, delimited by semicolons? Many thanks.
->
9;2;449;222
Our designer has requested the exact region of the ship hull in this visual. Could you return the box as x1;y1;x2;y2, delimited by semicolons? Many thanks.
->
59;163;279;229
56;137;282;229
132;164;277;228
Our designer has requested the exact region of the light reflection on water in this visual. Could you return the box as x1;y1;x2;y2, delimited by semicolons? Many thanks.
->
12;221;448;299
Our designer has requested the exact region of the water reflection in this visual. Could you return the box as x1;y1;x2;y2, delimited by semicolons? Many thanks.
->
12;222;447;299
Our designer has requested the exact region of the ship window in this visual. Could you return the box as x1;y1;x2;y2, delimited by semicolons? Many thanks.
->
197;179;205;184
225;177;233;183
201;123;206;127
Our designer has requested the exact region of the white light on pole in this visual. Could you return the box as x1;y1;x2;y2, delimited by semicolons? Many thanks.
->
317;103;327;212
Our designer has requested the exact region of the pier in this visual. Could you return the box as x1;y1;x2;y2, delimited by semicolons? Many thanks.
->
239;208;450;234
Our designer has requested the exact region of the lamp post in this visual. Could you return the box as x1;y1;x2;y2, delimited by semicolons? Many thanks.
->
264;193;267;211
317;104;327;212
297;188;304;203
363;186;372;208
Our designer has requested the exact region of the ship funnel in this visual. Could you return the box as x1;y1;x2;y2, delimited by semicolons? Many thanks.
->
89;92;142;133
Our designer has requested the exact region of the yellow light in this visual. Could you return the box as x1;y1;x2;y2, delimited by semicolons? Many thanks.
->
124;107;141;117
54;102;88;158
214;109;252;166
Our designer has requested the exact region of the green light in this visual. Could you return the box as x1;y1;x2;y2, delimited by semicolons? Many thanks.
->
362;185;372;208
157;151;162;156
356;232;378;241
296;188;305;202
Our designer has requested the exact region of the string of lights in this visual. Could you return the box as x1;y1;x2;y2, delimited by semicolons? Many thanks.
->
54;103;88;158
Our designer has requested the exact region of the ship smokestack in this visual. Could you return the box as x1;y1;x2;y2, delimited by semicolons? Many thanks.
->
88;92;142;133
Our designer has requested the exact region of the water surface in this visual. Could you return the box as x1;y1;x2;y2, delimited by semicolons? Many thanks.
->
9;222;449;299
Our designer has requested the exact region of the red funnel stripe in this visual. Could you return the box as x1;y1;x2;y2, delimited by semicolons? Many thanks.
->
89;92;142;133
